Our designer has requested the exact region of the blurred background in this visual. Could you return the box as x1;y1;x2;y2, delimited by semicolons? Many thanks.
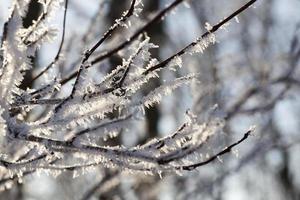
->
1;0;300;199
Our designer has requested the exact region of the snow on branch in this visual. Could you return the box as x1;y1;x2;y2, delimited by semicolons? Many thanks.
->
0;0;257;189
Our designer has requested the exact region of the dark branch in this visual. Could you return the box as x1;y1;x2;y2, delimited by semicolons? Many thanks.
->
31;0;69;82
180;130;252;171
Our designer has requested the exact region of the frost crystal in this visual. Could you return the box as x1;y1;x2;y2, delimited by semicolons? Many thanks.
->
167;56;183;71
187;33;216;55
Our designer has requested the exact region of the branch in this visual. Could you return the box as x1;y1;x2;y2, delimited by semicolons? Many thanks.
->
80;171;119;200
59;0;187;85
31;0;69;82
143;0;257;74
83;0;137;63
179;130;252;171
52;0;137;114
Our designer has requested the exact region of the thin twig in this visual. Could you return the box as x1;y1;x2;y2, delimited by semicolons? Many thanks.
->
59;0;187;85
31;0;69;82
179;130;252;171
144;0;257;74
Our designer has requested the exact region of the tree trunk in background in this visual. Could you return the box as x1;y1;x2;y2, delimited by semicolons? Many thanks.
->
104;1;165;199
106;0;128;68
20;0;42;90
106;0;164;143
142;0;164;141
103;0;128;147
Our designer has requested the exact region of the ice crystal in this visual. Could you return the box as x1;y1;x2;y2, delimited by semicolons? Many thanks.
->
187;33;216;55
